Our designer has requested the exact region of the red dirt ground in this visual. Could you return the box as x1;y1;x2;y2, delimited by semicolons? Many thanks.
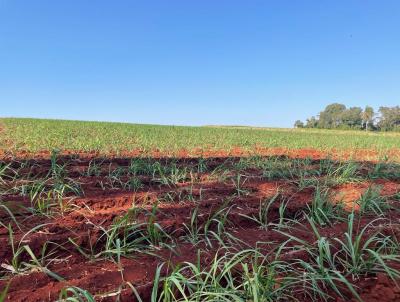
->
1;146;400;162
0;155;400;301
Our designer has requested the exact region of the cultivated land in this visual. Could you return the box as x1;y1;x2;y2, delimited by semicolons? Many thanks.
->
1;118;400;160
1;118;400;301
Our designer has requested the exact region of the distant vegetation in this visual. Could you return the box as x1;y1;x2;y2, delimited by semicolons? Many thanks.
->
295;103;400;131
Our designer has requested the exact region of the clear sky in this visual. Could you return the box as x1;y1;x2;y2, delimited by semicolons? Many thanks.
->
1;1;400;127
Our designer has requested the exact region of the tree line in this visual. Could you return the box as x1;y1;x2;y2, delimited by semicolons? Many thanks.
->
294;103;400;131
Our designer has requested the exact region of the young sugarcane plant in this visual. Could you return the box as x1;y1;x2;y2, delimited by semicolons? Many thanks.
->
240;193;279;230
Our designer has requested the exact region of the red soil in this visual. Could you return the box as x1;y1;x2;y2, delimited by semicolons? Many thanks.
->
332;180;400;211
0;156;399;301
1;146;400;162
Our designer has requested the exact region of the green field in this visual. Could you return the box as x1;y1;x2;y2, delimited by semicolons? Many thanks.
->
1;118;400;156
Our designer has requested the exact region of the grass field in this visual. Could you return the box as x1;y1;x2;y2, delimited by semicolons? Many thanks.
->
1;118;400;158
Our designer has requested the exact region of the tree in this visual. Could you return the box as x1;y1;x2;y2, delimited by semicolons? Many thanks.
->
378;106;400;131
318;103;346;128
296;104;400;132
294;120;304;128
340;107;362;129
362;106;374;131
305;116;318;128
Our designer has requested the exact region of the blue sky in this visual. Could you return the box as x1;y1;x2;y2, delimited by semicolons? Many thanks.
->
1;1;400;127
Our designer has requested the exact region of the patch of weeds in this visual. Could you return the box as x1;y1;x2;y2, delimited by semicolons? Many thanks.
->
1;224;63;281
196;157;208;173
125;177;143;192
240;193;279;230
295;173;322;191
261;157;294;180
279;213;400;300
151;247;332;302
85;159;104;177
69;204;174;262
357;187;392;216
58;286;95;302
329;161;361;185
128;158;155;176
306;186;345;227
152;163;188;187
369;160;400;180
182;202;236;248
232;174;251;197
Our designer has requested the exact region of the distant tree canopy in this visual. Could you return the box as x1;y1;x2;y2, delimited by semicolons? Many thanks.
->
294;120;304;128
295;103;400;131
